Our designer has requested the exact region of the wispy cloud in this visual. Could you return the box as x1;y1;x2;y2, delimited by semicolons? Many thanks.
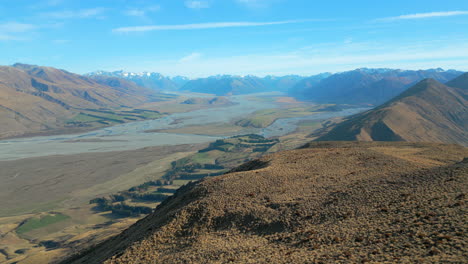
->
0;22;36;33
124;6;161;17
179;52;203;63
40;8;106;19
378;11;468;21
185;1;210;9
0;34;20;41
113;20;308;33
0;22;36;41
124;9;145;17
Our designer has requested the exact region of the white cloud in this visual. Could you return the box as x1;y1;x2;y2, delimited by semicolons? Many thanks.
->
41;8;106;19
378;11;468;21
0;22;36;41
0;22;36;33
124;6;161;17
179;52;202;63
0;34;19;41
185;1;210;9
113;20;307;33
124;9;145;17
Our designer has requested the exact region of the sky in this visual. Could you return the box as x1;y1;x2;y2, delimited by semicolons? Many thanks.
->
0;0;467;77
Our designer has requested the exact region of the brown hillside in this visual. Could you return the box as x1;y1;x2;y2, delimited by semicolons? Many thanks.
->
64;142;467;264
316;77;468;145
0;64;158;138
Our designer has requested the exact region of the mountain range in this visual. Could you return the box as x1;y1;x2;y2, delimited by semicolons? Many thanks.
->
88;71;307;95
181;74;307;95
87;70;190;91
0;64;159;138
88;68;462;104
1;64;465;140
316;73;468;145
289;68;463;105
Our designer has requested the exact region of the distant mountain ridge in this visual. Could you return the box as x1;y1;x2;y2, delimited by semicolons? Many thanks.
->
89;68;463;100
86;70;190;91
290;68;463;105
180;74;311;95
316;73;468;145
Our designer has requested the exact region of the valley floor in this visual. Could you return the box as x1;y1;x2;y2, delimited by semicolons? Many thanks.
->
0;95;342;263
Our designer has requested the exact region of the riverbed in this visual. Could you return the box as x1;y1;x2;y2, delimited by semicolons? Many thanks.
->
0;95;368;161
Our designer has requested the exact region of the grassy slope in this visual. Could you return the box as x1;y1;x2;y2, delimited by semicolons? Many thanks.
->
65;142;467;264
317;78;468;145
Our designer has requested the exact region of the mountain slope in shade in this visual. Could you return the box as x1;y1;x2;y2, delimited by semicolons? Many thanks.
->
316;75;468;145
63;142;467;264
0;64;158;138
290;68;463;105
446;71;468;91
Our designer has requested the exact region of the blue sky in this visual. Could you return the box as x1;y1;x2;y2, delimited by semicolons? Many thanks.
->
0;0;467;77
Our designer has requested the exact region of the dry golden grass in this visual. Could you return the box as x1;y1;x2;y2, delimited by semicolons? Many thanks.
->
317;78;468;146
65;141;468;264
0;65;160;139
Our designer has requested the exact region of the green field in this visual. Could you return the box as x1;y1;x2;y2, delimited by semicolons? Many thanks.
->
66;108;163;126
16;213;70;234
190;152;214;164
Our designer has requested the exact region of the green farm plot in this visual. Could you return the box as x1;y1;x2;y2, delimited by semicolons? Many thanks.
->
66;108;163;127
16;213;70;234
69;113;101;123
190;152;215;164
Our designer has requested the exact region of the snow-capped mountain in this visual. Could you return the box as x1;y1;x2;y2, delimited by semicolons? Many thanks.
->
86;71;190;91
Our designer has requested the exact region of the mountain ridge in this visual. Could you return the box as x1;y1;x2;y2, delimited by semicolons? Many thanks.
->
0;64;161;138
315;74;468;145
290;68;463;105
63;141;468;264
86;70;188;91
